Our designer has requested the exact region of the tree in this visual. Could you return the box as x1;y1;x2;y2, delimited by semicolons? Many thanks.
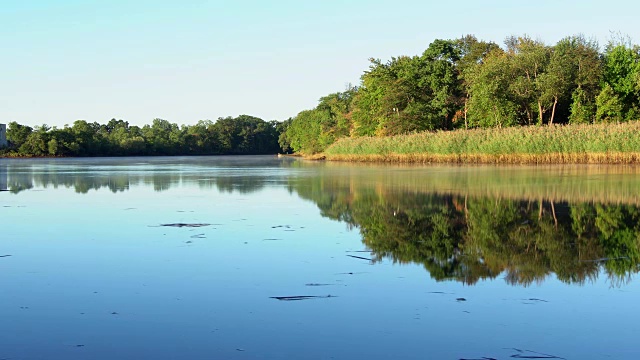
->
6;121;33;149
466;48;518;127
352;40;462;136
19;125;49;156
595;84;624;122
284;88;357;154
455;35;501;129
506;36;551;125
601;40;640;120
566;36;602;124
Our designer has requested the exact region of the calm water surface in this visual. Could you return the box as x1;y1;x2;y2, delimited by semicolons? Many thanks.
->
1;156;640;359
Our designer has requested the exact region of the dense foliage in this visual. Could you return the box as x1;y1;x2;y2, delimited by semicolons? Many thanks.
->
1;115;281;157
282;34;640;154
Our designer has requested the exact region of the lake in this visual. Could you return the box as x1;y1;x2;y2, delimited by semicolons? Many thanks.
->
1;156;639;360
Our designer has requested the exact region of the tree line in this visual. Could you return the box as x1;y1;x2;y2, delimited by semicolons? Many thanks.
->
281;34;640;154
1;115;283;157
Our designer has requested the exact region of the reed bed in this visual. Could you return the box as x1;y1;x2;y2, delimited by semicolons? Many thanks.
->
323;122;640;164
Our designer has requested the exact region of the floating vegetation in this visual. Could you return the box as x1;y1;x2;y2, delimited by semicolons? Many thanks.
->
346;255;372;261
507;348;566;359
270;295;336;301
159;223;211;228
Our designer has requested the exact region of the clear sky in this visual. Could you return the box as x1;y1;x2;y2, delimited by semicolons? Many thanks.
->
2;0;639;128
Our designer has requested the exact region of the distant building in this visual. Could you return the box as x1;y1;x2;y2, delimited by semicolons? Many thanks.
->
0;123;7;148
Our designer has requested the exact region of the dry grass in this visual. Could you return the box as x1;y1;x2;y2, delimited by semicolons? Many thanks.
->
324;152;640;164
322;122;640;164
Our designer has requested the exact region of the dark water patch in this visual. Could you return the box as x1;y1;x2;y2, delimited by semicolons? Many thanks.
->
456;298;467;302
270;295;336;301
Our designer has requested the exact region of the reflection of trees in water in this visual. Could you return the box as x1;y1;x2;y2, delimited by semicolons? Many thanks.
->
291;178;640;287
3;169;268;195
198;176;269;194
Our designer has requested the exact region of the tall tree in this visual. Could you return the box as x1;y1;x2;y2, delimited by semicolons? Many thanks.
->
599;40;640;121
352;39;462;136
455;35;501;129
506;36;551;125
466;48;518;127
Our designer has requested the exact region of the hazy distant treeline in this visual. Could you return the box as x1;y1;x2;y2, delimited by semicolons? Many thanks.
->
1;115;283;157
280;34;640;154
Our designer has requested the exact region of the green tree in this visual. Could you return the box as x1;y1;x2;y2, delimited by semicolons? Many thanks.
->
352;40;462;136
284;88;356;154
19;125;50;156
595;84;625;122
466;48;518;127
506;36;551;125
6;121;33;149
455;35;501;129
601;40;640;120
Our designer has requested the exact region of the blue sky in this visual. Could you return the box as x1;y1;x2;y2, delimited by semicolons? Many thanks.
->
2;0;639;127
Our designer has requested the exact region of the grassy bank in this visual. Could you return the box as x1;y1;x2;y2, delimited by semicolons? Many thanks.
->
322;122;640;164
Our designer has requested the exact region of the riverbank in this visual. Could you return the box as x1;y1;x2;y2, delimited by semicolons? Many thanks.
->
320;122;640;164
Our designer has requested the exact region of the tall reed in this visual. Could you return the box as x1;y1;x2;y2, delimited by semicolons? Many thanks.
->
323;123;640;164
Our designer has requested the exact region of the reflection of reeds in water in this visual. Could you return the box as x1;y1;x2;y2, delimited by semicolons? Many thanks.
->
302;163;640;205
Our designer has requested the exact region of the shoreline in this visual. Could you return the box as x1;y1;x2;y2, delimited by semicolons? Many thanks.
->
318;152;640;164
